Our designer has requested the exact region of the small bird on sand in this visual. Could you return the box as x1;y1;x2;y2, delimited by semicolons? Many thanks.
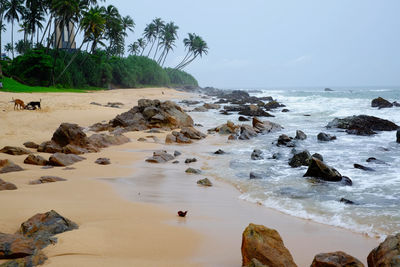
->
178;211;188;217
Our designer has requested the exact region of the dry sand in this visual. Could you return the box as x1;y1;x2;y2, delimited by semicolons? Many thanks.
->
0;88;379;266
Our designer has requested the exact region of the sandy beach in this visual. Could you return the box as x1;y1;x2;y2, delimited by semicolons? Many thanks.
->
0;88;380;266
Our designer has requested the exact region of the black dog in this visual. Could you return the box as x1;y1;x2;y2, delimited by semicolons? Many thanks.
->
25;99;41;110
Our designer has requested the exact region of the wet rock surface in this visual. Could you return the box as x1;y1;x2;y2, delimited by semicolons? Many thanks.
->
317;132;336;142
251;149;263;160
327;115;399;135
241;223;297;267
289;150;311;168
303;158;342;182
311;251;364;267
371;97;393;109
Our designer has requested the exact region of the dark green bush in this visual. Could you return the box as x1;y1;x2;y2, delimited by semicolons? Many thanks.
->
165;68;198;87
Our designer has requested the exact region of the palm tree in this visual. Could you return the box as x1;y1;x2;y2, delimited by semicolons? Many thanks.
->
157;21;178;66
175;34;208;70
0;0;10;60
4;0;25;59
143;22;156;56
103;5;124;56
151;17;165;60
4;42;12;57
24;0;45;46
128;42;139;55
136;38;146;55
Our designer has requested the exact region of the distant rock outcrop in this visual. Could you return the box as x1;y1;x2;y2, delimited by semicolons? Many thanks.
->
371;97;393;109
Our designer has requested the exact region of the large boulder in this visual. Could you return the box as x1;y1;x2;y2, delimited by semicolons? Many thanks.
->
0;233;36;259
289;150;311;168
180;127;207;140
209;121;240;135
239;125;258;140
0;159;23;174
371;97;393;109
317;132;336;142
48;153;85;167
0;179;17;191
88;133;130;148
277;134;295;147
52;123;89;148
295;130;307;140
327;115;399;136
203;103;221;109
110;100;193;130
18;210;78;249
311;251;364;267
239;105;274;117
24;154;48;166
0;146;31;155
303;158;342;182
241;223;297;267
264;100;285;110
367;233;400;267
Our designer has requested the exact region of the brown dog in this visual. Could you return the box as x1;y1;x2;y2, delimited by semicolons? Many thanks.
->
12;98;25;110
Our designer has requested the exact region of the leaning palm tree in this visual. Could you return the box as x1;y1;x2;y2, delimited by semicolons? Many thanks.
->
136;37;146;55
175;33;196;68
4;0;25;59
175;35;208;70
157;21;178;66
142;22;156;56
151;17;165;60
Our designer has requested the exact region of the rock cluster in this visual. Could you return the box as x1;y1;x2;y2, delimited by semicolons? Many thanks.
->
0;210;78;266
145;151;175;163
165;127;207;144
327;115;399;135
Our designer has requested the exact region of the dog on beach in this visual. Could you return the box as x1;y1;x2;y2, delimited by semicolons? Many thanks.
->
25;99;42;110
12;98;25;110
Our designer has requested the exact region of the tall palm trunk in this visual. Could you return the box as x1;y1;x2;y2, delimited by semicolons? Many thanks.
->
175;51;193;69
146;39;155;57
11;21;14;59
0;16;2;59
153;38;161;60
40;16;52;46
55;40;85;83
177;55;197;70
161;50;169;67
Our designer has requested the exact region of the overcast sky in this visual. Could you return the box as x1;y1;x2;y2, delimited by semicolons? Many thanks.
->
3;0;400;88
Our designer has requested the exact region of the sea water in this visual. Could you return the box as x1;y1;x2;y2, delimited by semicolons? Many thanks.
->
188;87;400;238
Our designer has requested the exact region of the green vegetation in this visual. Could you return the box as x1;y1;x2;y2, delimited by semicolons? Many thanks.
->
1;76;102;92
0;0;207;91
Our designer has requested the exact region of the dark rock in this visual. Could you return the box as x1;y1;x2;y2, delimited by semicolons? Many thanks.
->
209;121;240;135
264;100;285;110
224;105;247;112
193;106;208;112
239;125;258;140
0;233;36;259
250;172;262;179
214;149;225;155
371;97;393;109
0;159;23;174
105;102;123;108
180;100;201;105
311;251;364;267
48;153;85;167
24;154;48;166
317;132;336;142
340;198;355;205
185;158;197;164
393;101;400;107
277;134;295;147
146;151;175;163
251;149;263;160
23;142;39;149
51;123;89;148
197;178;212;186
354;163;375;172
289;150;311;168
312;153;324;162
340;176;353;186
241;223;297;267
174;151;181;157
324;88;334;91
327;115;399;136
397;129;400;143
29;176;67;185
88;133;130;149
272;153;282;160
219;110;232;115
172;160;179;164
61;144;87;155
89;122;112;132
90;102;102;106
168;131;192;144
95;158;111;165
368;233;400;267
282;109;290;113
37;141;62;154
18;210;78;249
303;158;342;182
1;251;47;266
295;130;307;140
137;138;147;142
366;157;385;164
0;146;31;155
239;105;274;117
0;179;17;190
185;168;201;174
239;116;250;122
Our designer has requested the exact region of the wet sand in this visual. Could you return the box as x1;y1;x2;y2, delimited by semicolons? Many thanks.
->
0;88;379;266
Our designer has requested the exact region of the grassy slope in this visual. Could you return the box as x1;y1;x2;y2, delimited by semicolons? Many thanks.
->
0;77;104;93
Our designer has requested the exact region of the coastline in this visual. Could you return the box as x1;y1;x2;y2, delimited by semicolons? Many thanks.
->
0;88;380;266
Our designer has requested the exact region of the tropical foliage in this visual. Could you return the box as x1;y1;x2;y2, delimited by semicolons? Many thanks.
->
0;0;207;88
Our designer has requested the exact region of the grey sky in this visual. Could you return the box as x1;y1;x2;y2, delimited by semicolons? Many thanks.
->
3;0;400;88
